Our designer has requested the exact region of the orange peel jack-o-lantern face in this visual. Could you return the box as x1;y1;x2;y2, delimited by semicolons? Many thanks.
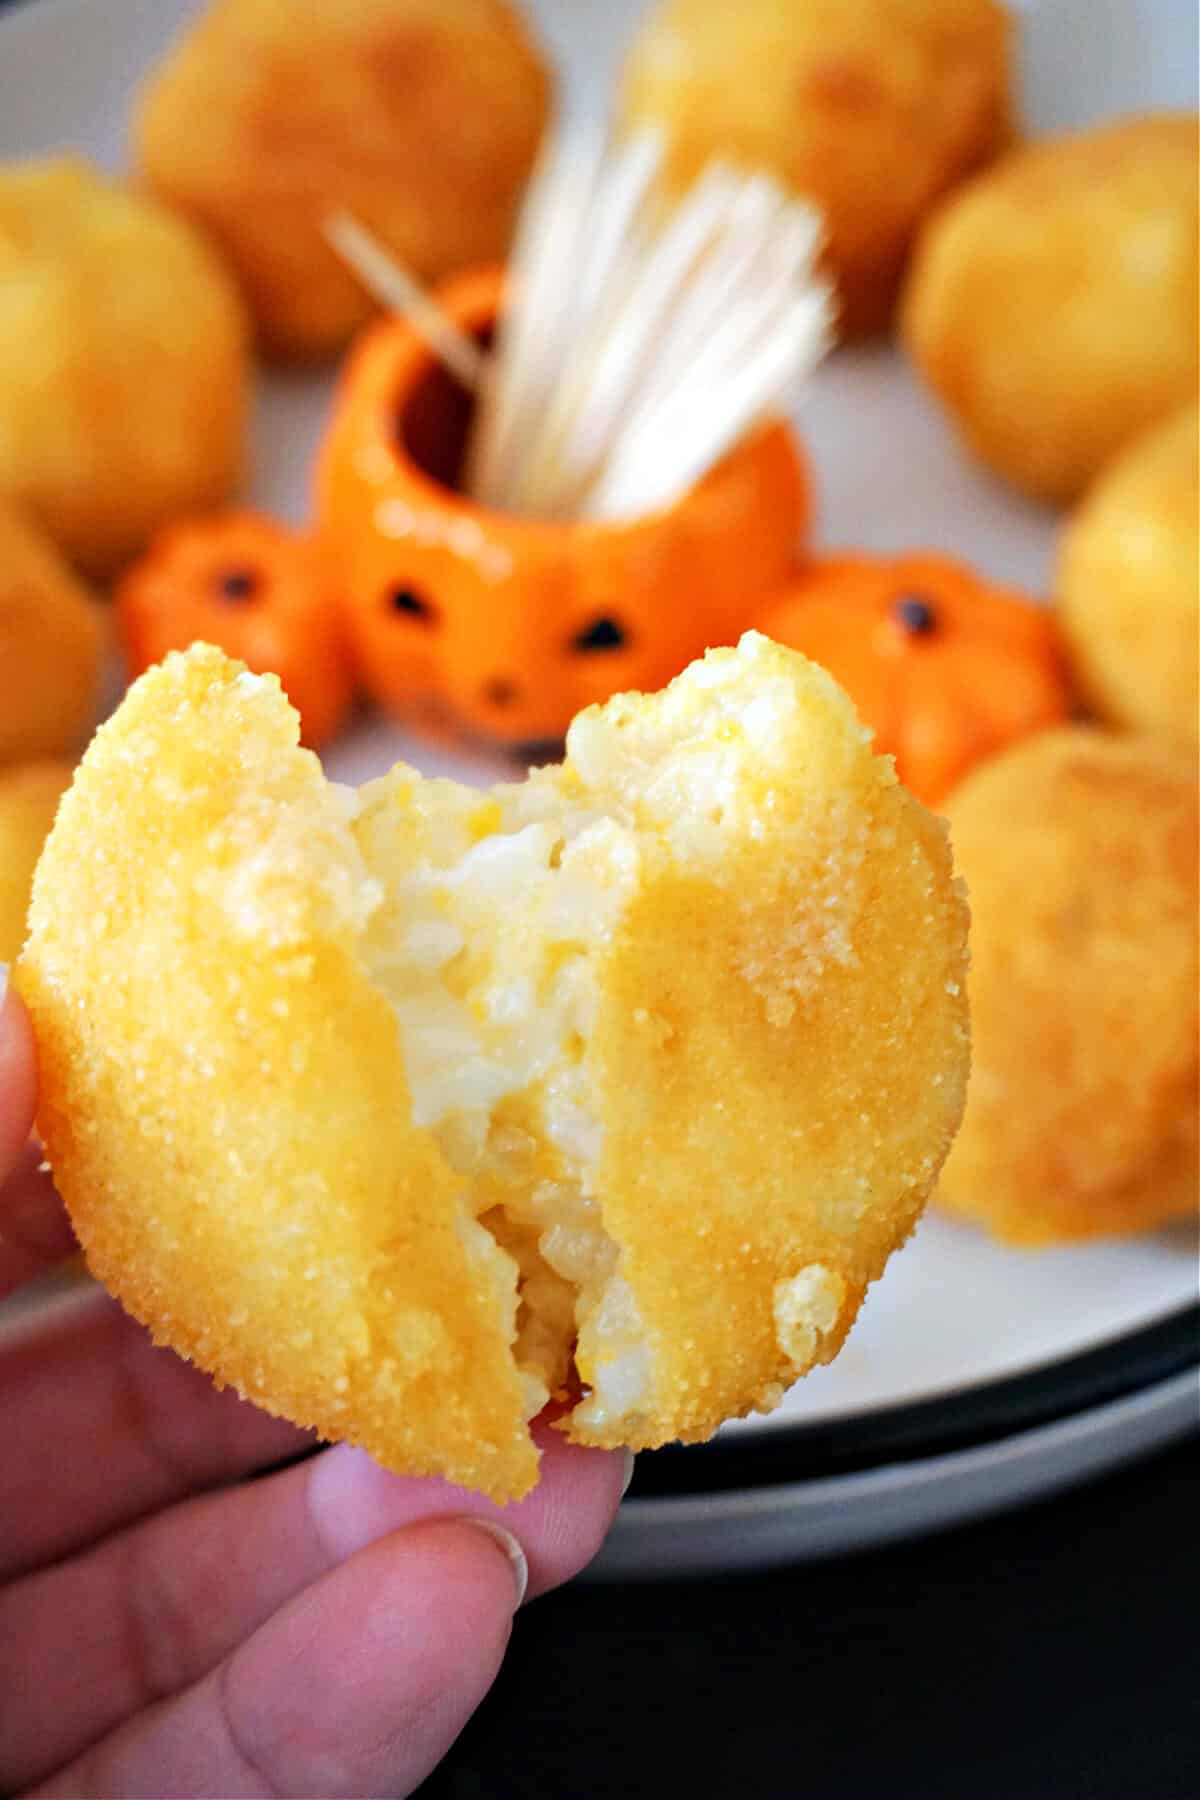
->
314;267;812;749
116;512;354;749
757;552;1072;803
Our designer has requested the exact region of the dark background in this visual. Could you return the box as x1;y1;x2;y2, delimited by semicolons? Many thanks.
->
421;1433;1199;1800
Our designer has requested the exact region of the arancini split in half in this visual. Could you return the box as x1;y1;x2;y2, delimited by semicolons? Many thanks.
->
19;634;970;1500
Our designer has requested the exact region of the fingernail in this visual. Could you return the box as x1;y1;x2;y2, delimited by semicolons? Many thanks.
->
620;1449;636;1499
458;1517;528;1608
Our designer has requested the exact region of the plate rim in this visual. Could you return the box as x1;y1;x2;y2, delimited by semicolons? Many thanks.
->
627;1301;1199;1498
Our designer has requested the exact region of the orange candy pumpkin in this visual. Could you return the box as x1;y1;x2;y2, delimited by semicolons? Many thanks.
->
117;512;354;748
757;553;1071;802
314;266;811;749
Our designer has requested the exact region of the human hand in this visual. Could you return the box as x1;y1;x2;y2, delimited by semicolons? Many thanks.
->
0;970;629;1797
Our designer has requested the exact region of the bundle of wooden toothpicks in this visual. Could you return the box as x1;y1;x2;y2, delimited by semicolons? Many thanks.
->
328;125;832;523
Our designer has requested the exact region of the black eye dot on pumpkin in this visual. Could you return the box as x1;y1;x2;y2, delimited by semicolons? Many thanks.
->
892;594;938;636
216;567;260;603
386;585;437;624
571;616;627;653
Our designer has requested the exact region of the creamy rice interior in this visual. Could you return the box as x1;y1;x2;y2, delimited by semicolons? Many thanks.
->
349;644;831;1432
352;764;651;1430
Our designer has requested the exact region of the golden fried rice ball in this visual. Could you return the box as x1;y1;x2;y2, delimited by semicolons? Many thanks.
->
19;634;969;1500
1058;405;1198;748
902;115;1199;504
621;0;1012;339
937;729;1198;1246
0;499;106;766
132;0;552;360
0;158;248;581
0;763;73;966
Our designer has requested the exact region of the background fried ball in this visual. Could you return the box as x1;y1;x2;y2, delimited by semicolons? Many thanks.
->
937;728;1198;1246
0;762;73;965
0;499;106;766
0;158;249;581
132;0;552;360
621;0;1012;340
902;114;1199;504
1057;404;1198;748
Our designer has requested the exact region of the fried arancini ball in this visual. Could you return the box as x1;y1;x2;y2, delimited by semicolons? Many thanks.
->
937;729;1198;1246
0;499;106;766
0;763;73;965
19;634;969;1500
1057;405;1198;748
132;0;551;360
621;0;1012;339
902;115;1199;504
0;159;249;581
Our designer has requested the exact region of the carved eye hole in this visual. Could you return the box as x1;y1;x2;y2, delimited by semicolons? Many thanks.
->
571;616;627;653
892;594;938;636
215;567;260;604
386;585;437;624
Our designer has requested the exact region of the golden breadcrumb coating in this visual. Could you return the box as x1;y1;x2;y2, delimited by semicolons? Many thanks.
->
1058;404;1198;749
937;728;1198;1245
0;159;249;578
0;763;73;965
0;499;106;766
902;114;1199;503
20;635;969;1498
22;652;538;1497
132;0;551;359
621;0;1012;339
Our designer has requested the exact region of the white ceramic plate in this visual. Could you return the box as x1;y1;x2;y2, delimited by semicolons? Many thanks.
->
1;0;1195;1571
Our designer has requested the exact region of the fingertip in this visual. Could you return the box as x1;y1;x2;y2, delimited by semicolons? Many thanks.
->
223;1518;517;1797
395;1517;524;1630
0;968;38;1174
472;1430;626;1600
455;1516;529;1607
55;1515;523;1800
308;1429;627;1602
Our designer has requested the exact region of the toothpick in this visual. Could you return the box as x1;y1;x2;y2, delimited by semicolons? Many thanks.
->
323;211;486;391
463;127;832;524
463;127;610;508
327;129;834;530
512;155;741;517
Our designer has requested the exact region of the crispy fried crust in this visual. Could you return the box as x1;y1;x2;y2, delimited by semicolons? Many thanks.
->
936;728;1198;1244
1058;404;1198;748
20;639;971;1491
0;499;106;765
0;762;73;966
621;0;1012;339
902;115;1199;503
572;653;970;1446
133;0;551;358
0;160;248;577
19;650;536;1499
